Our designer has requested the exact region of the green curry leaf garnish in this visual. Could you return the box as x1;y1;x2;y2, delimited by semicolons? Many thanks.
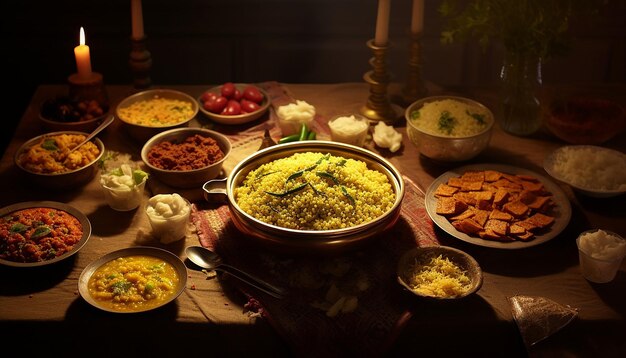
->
31;226;51;239
10;223;28;233
438;111;456;135
41;138;58;151
466;110;486;125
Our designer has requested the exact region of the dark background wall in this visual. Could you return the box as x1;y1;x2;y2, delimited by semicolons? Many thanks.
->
2;0;625;157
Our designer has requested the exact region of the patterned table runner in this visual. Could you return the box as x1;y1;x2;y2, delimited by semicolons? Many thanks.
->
190;81;442;355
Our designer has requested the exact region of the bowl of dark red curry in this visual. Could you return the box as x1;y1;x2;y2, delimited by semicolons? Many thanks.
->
141;127;231;189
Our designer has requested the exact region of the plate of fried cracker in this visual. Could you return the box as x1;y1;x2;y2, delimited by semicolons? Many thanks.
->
425;164;572;249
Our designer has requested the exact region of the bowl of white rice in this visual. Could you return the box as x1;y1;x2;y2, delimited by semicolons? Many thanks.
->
202;140;405;253
544;145;626;198
405;96;494;162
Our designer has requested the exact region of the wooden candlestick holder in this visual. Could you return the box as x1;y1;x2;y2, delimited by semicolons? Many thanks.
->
401;32;427;105
129;36;152;89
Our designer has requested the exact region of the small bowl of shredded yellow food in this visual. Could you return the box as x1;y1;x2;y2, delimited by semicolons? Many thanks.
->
397;246;482;300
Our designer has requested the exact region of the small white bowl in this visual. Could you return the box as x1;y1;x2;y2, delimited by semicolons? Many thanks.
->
328;114;370;147
275;100;316;136
576;229;626;283
543;145;626;198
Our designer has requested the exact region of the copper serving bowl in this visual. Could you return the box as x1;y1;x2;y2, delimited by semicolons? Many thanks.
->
202;140;405;253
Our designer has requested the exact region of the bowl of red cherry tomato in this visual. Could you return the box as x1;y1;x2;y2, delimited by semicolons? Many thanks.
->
198;83;270;125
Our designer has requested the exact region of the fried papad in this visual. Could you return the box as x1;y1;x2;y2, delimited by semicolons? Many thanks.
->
434;169;556;243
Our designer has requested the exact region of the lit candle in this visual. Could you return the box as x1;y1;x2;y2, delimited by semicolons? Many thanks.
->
411;0;424;34
374;0;391;46
74;27;92;79
131;0;144;39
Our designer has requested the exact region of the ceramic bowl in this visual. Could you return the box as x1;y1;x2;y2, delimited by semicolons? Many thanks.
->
116;89;199;143
397;245;483;300
141;127;231;189
197;83;270;125
405;95;494;162
543;145;626;198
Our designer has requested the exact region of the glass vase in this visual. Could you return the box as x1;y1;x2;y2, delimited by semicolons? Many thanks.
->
499;51;543;136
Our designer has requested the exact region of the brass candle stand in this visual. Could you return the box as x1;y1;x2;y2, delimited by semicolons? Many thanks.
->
401;32;427;105
360;39;401;124
129;36;152;89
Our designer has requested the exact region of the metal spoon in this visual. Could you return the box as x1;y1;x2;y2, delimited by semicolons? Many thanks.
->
185;245;285;299
69;115;115;153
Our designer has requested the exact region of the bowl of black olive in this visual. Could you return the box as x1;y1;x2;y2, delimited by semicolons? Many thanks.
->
39;96;109;133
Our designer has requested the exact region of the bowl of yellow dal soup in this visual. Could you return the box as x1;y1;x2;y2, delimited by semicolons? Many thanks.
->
116;89;199;143
14;131;105;189
78;246;187;313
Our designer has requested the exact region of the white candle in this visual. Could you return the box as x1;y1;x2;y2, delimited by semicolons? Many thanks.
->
131;0;144;39
374;0;391;46
74;27;92;79
411;0;424;34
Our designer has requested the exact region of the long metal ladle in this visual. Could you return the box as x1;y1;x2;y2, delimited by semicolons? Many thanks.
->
185;245;285;299
69;115;115;153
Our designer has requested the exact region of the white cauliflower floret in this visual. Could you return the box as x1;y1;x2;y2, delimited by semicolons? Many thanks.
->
372;122;402;152
146;194;190;222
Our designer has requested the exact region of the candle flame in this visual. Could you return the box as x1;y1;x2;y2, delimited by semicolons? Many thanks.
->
79;27;86;46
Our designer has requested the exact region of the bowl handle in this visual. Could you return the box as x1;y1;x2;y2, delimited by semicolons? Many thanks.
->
202;178;228;203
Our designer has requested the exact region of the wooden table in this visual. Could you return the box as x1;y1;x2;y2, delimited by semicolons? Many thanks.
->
1;83;625;357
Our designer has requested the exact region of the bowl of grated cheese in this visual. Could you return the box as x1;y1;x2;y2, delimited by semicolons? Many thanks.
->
397;246;482;300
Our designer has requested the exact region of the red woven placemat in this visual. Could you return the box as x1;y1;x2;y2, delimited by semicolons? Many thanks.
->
191;175;439;356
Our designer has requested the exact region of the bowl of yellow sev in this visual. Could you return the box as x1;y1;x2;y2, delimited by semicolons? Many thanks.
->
397;245;482;300
116;89;199;143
